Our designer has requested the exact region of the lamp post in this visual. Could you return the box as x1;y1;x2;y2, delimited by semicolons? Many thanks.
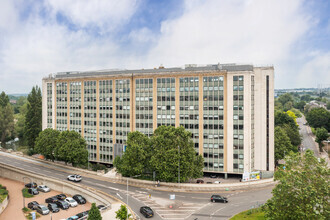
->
22;176;33;208
178;145;180;184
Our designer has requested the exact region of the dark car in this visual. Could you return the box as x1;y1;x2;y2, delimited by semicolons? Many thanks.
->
45;196;58;203
140;206;154;218
47;203;60;213
28;188;39;195
25;182;37;188
210;175;217;178
97;205;106;210
56;194;67;200
196;179;204;184
76;211;89;219
55;200;70;210
210;195;228;203
73;194;86;204
27;201;39;210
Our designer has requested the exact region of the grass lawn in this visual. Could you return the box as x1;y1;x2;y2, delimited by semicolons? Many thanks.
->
230;208;266;220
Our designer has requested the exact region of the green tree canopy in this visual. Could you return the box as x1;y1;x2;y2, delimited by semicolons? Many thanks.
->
87;203;102;220
275;111;297;129
282;124;301;147
294;100;306;112
35;128;60;161
150;126;203;182
114;126;204;183
265;150;330;219
115;204;130;220
55;130;88;167
0;91;9;108
114;131;151;177
277;93;294;107
0;104;15;146
274;126;295;166
300;94;311;102
24;86;42;150
315;127;329;152
306;107;330;131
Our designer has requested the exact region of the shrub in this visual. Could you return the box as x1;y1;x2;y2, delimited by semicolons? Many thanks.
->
22;188;33;198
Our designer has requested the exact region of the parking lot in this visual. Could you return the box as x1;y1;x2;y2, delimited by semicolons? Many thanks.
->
0;177;92;220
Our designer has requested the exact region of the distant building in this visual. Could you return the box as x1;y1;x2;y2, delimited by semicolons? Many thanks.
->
9;99;17;104
42;63;274;176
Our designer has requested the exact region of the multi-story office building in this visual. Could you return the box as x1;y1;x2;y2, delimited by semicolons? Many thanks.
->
42;63;274;175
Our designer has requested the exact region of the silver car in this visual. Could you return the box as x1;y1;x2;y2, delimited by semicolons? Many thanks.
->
37;185;50;193
36;205;50;215
67;174;82;182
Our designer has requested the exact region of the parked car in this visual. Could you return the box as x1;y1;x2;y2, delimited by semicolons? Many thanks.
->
73;194;86;204
25;182;37;188
28;188;39;195
47;203;60;213
37;185;50;193
67;174;82;182
76;211;89;219
140;206;154;218
56;193;67;200
210;175;218;178
65;197;78;207
27;201;39;210
45;196;58;203
35;205;50;215
97;204;106;210
66;216;79;220
214;181;221;184
210;195;228;203
196;179;204;184
55;200;70;210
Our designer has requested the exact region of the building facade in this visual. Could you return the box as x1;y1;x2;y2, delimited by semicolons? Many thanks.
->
42;64;274;174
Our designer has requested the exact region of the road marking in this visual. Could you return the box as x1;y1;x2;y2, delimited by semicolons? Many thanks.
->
116;193;123;199
211;206;226;216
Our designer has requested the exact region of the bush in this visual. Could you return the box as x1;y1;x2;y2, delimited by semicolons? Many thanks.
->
22;188;33;198
91;163;108;173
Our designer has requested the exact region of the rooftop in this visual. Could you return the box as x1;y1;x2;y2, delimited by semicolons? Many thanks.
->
45;63;273;79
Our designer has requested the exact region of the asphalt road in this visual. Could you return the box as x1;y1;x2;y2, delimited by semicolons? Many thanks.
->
297;116;319;157
0;152;274;219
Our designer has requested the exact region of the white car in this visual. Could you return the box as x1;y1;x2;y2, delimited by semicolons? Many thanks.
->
37;185;51;192
67;174;82;182
65;197;78;207
214;181;221;184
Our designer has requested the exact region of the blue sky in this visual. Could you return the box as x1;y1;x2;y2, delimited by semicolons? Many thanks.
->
0;0;329;93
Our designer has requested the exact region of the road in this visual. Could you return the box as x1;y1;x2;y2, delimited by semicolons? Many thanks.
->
0;152;274;219
296;116;319;157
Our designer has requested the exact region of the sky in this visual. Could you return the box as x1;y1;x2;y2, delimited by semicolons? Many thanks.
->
0;0;329;94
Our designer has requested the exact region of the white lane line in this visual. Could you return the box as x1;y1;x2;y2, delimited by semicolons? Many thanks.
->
116;193;123;199
211;206;226;216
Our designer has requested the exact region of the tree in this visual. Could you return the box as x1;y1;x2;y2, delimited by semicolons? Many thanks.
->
0;104;15;146
294;100;306;112
14;103;28;142
55;130;88;167
0;91;9;107
87;203;102;220
327;102;330;110
114;131;151;177
275;111;297;129
264;150;330;219
115;205;131;220
24;86;42;150
306;107;330;131
300;94;311;102
150;126;203;182
35;129;60;161
114;126;204;183
282;124;301;147
274;127;294;166
277;93;294;107
315;127;329;152
286;110;298;125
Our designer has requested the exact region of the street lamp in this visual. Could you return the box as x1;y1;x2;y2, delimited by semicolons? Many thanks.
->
178;145;180;184
22;176;33;208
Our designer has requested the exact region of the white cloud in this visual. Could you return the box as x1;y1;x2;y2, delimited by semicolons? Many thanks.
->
46;0;139;32
145;0;310;68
